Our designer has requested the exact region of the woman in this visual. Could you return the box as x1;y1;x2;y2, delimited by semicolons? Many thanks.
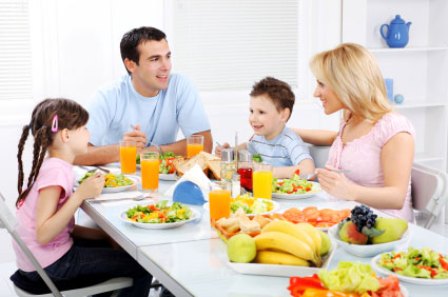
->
297;43;415;221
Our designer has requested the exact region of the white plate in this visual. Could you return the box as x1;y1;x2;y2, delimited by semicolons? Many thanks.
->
102;176;138;194
272;181;321;200
228;244;335;277
328;225;410;258
159;173;177;181
204;198;280;217
120;208;199;230
371;254;448;285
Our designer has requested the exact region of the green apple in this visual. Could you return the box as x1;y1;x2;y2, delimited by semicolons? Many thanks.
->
319;230;331;256
227;233;257;263
372;218;408;244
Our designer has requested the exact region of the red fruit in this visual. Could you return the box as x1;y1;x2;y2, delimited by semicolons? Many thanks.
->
338;221;368;244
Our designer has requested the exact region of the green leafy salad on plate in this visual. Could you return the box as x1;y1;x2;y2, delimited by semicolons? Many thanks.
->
125;200;193;224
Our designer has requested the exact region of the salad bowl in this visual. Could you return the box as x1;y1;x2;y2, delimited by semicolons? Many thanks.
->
371;248;448;285
328;225;410;258
272;181;321;200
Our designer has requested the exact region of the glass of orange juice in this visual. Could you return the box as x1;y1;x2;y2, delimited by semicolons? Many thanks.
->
119;140;137;174
252;162;273;199
140;152;159;192
209;189;231;225
186;135;204;158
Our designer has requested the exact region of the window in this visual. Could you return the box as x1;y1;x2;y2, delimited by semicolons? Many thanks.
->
0;0;32;102
171;0;300;91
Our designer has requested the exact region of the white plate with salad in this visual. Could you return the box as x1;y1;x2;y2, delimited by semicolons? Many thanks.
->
272;181;321;200
371;247;448;285
78;172;137;194
120;201;198;229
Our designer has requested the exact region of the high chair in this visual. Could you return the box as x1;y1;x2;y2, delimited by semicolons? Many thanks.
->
0;192;133;297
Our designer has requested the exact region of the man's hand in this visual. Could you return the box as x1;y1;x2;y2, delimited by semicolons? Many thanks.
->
123;124;147;150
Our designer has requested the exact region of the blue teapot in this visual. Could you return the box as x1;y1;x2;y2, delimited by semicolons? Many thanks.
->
380;15;412;48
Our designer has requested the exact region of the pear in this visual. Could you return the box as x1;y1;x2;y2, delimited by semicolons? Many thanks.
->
371;218;408;244
319;230;331;256
227;233;257;263
338;221;368;245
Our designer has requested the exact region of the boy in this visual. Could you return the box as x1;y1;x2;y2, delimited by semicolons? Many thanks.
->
217;77;315;178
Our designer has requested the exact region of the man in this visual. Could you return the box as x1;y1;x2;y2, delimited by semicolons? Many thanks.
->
75;26;212;165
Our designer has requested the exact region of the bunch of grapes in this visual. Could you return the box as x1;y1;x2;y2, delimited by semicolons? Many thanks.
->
350;205;377;232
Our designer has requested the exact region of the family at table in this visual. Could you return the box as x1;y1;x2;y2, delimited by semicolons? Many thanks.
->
10;25;416;296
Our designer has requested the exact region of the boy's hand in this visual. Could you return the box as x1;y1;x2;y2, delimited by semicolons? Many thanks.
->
215;142;231;158
76;171;105;200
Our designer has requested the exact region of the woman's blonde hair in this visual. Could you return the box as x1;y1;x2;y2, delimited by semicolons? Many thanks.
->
310;43;392;122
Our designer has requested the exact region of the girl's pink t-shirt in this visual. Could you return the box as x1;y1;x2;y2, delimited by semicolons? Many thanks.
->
326;113;416;221
13;158;75;271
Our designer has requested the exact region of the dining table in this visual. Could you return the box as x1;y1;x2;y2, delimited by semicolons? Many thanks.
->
80;174;448;297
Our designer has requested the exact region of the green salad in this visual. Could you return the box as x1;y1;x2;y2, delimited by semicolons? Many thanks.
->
378;247;448;279
272;173;314;195
125;200;192;224
230;195;274;215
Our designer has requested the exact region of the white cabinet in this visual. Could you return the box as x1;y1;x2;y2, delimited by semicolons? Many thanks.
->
342;0;448;171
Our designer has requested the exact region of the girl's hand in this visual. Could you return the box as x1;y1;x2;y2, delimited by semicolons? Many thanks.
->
215;142;231;158
76;172;105;200
316;167;356;201
123;124;147;150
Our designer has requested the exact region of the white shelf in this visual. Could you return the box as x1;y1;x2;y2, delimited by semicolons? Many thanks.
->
370;46;448;54
393;101;447;110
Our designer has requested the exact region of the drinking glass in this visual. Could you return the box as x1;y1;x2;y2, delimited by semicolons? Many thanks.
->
187;135;204;158
252;162;273;199
119;140;137;174
140;152;159;192
209;189;231;225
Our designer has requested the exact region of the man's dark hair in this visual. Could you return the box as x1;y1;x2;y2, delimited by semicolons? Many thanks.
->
250;77;295;121
120;26;167;74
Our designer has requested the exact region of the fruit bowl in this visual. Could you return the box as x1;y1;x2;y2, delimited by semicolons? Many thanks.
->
328;225;410;258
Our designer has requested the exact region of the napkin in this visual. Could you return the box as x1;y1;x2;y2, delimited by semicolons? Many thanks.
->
165;164;213;200
89;191;156;202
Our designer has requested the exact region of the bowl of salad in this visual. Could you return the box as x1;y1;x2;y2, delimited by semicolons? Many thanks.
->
78;172;136;193
272;173;321;200
371;247;448;285
120;200;197;229
230;195;279;216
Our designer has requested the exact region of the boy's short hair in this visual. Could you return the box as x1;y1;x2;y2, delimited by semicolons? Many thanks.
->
250;77;295;121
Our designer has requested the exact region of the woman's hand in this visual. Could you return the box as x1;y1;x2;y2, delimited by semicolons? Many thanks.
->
316;167;357;201
215;142;231;158
76;172;105;201
123;124;147;150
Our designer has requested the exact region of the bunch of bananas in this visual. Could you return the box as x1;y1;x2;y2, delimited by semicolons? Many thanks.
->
253;220;331;267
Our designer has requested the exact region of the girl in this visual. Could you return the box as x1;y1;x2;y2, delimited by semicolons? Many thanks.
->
12;98;152;296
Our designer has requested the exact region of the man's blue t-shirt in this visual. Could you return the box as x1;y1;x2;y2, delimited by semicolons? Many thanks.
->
248;127;312;167
87;74;210;146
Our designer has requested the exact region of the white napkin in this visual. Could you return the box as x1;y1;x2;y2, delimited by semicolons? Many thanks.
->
164;164;213;200
89;191;144;201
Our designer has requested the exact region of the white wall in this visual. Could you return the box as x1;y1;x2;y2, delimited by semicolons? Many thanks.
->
0;0;341;263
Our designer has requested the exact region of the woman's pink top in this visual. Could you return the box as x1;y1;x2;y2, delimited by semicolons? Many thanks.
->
13;158;75;271
326;113;415;221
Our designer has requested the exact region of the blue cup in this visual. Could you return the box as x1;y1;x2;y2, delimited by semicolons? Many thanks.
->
384;78;394;102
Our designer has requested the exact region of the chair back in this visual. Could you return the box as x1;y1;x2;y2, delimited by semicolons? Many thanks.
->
411;163;448;229
0;192;63;296
308;145;330;168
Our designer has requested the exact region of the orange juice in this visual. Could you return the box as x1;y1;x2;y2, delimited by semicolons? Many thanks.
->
141;158;159;191
253;170;273;199
209;189;231;224
120;145;137;174
187;143;204;158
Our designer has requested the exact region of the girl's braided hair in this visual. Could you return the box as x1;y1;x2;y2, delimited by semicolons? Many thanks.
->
16;98;89;207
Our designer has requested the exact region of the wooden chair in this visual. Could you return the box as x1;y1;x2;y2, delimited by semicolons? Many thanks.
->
411;163;448;229
0;192;133;297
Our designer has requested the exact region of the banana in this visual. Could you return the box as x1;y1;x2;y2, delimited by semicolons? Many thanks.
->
254;231;320;265
261;220;317;257
254;250;310;266
295;222;322;256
